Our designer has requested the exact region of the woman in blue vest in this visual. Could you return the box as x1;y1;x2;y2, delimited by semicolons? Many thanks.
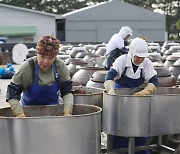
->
6;35;73;117
104;37;158;153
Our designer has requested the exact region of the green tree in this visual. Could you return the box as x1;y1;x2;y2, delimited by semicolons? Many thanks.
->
0;0;44;10
42;0;87;14
176;19;180;39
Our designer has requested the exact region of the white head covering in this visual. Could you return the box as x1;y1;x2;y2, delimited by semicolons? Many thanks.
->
129;37;148;58
118;26;133;39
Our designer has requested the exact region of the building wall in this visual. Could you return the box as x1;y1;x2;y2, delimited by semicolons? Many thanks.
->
63;0;166;42
0;6;56;43
65;19;165;42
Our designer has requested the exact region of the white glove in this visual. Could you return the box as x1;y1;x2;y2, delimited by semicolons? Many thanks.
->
8;99;26;117
63;93;73;116
133;83;156;96
104;80;115;95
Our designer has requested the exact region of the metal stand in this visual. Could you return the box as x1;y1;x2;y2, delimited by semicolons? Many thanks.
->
101;134;176;154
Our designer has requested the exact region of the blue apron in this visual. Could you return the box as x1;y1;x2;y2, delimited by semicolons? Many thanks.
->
115;67;144;88
114;67;150;154
21;63;59;106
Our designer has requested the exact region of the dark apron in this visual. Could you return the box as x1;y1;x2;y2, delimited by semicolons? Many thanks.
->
114;67;150;154
21;63;59;106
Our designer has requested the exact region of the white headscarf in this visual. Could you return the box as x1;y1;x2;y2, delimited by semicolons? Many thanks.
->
129;37;148;58
118;26;132;39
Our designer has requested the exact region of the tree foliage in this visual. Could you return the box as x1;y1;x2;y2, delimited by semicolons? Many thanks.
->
0;0;179;40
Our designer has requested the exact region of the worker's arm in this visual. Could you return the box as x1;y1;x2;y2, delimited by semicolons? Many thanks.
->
133;75;158;96
6;82;25;117
104;68;118;95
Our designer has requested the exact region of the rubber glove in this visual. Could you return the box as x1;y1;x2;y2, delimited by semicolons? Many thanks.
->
63;93;73;116
8;99;26;117
133;83;156;96
104;80;115;95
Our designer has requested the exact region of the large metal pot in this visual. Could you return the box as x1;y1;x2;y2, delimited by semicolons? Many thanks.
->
72;86;103;107
103;87;180;137
0;104;101;154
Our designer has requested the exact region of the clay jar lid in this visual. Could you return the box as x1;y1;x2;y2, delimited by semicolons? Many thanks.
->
148;52;163;62
164;49;180;56
91;70;108;82
173;58;180;67
154;66;171;77
95;47;106;56
166;54;180;61
65;58;86;65
75;52;88;58
83;53;100;62
158;75;176;87
83;44;95;52
69;47;87;58
72;67;104;86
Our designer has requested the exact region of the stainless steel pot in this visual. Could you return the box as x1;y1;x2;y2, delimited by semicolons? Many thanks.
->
72;86;103;107
103;87;180;137
0;104;102;154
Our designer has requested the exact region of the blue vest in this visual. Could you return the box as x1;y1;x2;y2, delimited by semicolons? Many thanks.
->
21;63;59;106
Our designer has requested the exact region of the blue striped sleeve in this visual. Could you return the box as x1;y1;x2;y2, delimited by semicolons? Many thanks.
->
149;75;158;86
105;68;118;81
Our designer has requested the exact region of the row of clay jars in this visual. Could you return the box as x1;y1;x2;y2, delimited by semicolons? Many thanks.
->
84;64;177;89
153;62;176;87
69;60;177;88
161;42;180;53
149;52;180;84
169;58;180;80
66;45;178;88
162;46;180;60
164;53;180;68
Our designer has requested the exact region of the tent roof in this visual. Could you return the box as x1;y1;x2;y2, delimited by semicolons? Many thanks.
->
0;26;36;36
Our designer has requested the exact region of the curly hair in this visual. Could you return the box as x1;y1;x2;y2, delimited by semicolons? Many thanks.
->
36;35;60;57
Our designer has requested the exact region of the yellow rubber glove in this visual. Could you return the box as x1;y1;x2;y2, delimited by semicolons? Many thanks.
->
133;83;156;96
104;80;115;95
63;93;73;116
63;112;72;116
8;99;26;117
